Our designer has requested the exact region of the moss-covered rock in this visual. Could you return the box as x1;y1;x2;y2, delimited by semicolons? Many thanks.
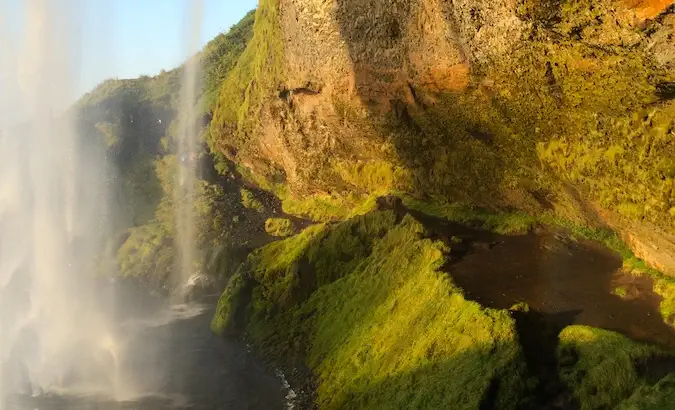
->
213;211;529;409
264;218;294;237
206;0;675;275
558;326;670;410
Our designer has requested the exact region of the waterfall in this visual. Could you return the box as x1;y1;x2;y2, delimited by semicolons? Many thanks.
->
0;0;119;403
175;1;204;290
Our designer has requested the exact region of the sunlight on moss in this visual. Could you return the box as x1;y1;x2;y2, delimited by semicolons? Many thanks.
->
240;188;265;213
214;212;527;409
210;0;284;146
264;218;294;237
401;195;537;234
333;159;412;194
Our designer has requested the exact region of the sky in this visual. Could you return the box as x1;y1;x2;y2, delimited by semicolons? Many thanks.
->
78;0;257;96
1;0;258;98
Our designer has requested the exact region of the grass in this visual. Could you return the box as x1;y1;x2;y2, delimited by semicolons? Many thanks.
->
264;218;294;237
618;374;675;410
213;211;528;409
212;204;675;408
236;162;381;222
401;195;538;235
558;326;670;410
210;0;284;147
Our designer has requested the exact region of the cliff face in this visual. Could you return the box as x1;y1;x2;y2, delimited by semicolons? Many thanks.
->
208;0;675;274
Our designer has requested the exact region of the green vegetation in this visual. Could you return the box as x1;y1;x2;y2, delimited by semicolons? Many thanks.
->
240;188;265;212
210;0;284;148
214;212;527;409
264;218;294;237
236;163;381;222
614;287;629;298
618;374;675;410
200;10;256;109
558;326;670;410
75;10;258;288
334;160;411;194
77;1;675;407
401;195;537;234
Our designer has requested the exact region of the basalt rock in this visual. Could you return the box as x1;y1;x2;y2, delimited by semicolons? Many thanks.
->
210;0;675;275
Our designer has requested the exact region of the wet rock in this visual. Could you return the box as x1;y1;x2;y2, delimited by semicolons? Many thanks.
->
179;274;217;303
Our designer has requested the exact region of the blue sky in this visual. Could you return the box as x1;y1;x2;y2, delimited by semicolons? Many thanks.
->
76;0;257;95
0;0;256;120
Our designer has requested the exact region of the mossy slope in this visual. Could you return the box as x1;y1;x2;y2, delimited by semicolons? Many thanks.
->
558;326;671;410
213;206;675;409
213;211;527;409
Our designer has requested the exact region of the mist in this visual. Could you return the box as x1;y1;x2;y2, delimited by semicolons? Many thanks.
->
0;0;207;406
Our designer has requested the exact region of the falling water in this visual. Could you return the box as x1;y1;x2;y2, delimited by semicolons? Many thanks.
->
0;2;287;409
175;1;204;290
0;0;121;404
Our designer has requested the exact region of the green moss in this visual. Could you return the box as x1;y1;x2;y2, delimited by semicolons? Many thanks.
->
264;218;294;237
211;269;255;335
558;326;668;410
240;188;265;212
215;212;527;409
210;0;284;146
200;10;256;109
236;162;380;222
509;302;531;313
281;192;379;222
537;103;675;230
117;222;173;287
401;195;537;234
653;276;675;324
618;374;675;410
613;287;628;298
334;159;411;194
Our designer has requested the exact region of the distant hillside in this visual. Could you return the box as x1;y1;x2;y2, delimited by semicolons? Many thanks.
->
72;11;267;288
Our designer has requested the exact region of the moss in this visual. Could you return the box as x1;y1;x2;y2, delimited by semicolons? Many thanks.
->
281;192;379;222
211;269;255;335
333;159;412;194
240;188;265;213
653;275;675;324
264;218;294;237
401;195;538;234
215;212;528;409
117;222;173;287
236;162;381;222
210;0;284;147
618;374;675;410
558;326;669;410
614;287;629;298
200;10;256;109
509;302;531;313
537;103;675;230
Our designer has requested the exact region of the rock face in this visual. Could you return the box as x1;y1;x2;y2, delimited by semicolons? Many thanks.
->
209;0;675;274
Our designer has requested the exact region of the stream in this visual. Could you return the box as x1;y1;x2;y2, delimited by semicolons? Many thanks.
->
412;210;675;349
6;212;675;409
3;289;287;410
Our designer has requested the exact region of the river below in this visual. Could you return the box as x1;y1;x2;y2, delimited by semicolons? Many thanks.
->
417;212;675;349
3;292;287;410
